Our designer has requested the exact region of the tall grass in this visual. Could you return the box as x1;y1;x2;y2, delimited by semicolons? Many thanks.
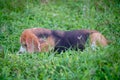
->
0;0;120;80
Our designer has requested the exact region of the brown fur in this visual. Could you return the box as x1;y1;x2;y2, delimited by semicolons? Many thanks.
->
83;30;108;46
20;29;41;53
89;32;108;46
40;36;55;52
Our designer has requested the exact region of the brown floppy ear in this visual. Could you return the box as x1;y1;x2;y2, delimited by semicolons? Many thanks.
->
26;37;34;53
33;37;41;52
26;35;41;53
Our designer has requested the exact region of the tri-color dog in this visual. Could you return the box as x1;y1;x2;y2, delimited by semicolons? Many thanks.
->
18;28;108;53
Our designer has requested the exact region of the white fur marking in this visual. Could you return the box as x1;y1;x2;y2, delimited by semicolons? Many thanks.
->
77;36;82;40
19;46;26;53
38;43;41;51
91;41;96;50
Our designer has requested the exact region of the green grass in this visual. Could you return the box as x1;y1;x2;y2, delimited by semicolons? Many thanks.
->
0;0;120;80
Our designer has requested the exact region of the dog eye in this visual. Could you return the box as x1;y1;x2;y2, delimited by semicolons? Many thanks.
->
24;44;27;47
22;44;27;47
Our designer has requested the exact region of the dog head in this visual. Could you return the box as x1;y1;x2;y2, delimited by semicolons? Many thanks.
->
18;29;41;54
18;28;55;54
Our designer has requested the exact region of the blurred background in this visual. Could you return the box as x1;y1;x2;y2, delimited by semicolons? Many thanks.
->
0;0;120;79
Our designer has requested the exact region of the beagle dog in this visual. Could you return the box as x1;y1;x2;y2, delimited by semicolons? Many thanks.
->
18;28;108;53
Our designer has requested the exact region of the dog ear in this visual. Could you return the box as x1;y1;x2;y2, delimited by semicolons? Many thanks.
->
26;37;34;53
26;35;41;53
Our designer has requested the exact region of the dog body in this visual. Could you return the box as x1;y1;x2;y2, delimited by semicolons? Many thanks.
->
18;28;108;53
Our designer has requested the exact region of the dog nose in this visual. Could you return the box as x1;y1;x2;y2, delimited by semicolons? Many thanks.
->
18;51;22;54
17;51;23;55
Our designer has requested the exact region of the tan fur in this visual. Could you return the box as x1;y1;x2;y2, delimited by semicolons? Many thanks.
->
40;36;55;52
89;32;108;46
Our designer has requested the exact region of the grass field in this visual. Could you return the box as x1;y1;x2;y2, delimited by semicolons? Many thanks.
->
0;0;120;80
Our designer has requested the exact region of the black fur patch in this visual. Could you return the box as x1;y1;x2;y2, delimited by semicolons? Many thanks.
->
52;30;90;53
